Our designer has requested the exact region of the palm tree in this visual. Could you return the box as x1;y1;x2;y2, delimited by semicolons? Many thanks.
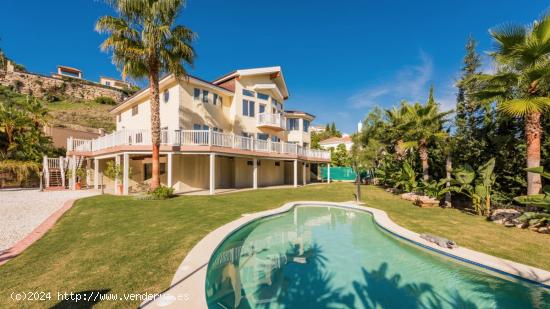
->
475;14;550;195
400;97;451;181
96;0;196;189
384;101;409;160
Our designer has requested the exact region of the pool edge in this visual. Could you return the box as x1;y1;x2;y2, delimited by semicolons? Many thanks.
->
141;201;550;309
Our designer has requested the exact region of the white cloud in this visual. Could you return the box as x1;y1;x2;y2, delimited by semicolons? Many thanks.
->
349;51;434;108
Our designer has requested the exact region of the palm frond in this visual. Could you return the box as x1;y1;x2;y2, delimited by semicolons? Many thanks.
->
499;97;550;116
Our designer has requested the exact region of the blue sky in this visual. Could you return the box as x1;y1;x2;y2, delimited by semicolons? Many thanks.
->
0;1;547;133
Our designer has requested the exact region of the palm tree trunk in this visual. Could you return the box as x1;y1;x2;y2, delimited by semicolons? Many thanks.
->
445;154;452;207
525;111;542;195
149;68;161;190
419;140;429;181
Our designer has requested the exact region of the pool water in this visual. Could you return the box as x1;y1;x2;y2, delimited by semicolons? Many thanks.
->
205;206;549;309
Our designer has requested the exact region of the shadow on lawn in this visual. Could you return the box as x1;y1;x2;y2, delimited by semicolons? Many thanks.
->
50;289;110;309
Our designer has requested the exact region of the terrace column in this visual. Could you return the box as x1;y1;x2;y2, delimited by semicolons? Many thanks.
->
209;153;216;195
115;155;120;194
327;163;331;183
71;155;77;190
94;158;99;189
123;153;129;195
253;158;258;189
302;162;307;185
86;158;92;187
59;156;65;188
167;153;173;188
293;159;298;188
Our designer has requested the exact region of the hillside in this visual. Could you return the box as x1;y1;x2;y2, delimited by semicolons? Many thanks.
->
0;85;116;132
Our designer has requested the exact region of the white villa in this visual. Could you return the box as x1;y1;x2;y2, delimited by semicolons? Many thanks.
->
55;67;331;195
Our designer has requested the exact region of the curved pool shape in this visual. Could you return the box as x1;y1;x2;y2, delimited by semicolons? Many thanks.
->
205;205;549;309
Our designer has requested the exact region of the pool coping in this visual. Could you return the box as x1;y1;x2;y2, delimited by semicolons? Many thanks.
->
140;201;550;308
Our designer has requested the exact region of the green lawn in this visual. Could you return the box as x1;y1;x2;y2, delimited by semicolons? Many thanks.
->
1;183;548;308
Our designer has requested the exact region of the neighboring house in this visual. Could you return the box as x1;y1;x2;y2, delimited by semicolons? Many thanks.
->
319;135;353;151
99;76;132;90
64;66;331;195
52;65;83;79
43;124;104;149
309;125;325;133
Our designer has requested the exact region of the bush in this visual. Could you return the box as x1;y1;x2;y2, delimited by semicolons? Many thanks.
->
94;96;117;105
147;186;175;200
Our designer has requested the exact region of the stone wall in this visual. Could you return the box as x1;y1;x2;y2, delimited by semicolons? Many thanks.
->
0;70;128;102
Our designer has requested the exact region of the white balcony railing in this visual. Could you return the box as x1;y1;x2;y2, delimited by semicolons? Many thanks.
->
67;129;330;160
257;113;286;130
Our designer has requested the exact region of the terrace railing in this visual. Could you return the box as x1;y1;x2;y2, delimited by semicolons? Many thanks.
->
67;129;330;160
257;113;286;130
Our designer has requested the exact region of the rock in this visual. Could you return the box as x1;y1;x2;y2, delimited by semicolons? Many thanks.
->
537;227;550;234
490;209;522;225
400;193;417;201
504;221;516;227
516;221;529;229
529;226;539;232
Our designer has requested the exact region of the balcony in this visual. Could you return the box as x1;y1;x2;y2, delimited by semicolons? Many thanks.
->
257;113;286;131
67;129;330;161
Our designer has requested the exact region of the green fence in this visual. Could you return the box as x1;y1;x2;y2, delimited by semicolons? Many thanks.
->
319;166;356;181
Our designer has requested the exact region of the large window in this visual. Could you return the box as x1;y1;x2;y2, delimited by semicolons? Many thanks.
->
132;105;139;116
287;118;299;131
213;93;218;106
271;135;280;142
259;104;266;114
242;100;255;117
144;163;165;180
257;93;269;101
194;88;201;101
202;90;209;103
163;90;170;103
243;89;255;97
257;133;269;140
303;120;310;132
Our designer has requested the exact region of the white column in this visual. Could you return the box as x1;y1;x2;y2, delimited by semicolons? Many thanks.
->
94;158;99;189
253;158;258;189
59;156;65;188
302;162;307;185
115;155;120;194
167;153;173;188
209;153;216;195
71;155;77;190
293;159;298;188
123;153;129;195
327;163;331;183
86;158;91;187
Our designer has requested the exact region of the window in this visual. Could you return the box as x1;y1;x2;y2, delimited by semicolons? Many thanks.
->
144;163;166;180
213;93;218;106
212;127;223;133
163;90;170;103
202;125;209;130
194;88;201;101
242;100;255;117
202;90;209;103
303;120;310;132
259;104;266;114
193;124;202;130
105;81;111;86
257;133;269;140
272;98;279;105
243;89;255;97
275;161;281;166
271;136;280;142
241;132;252;138
257;93;269;101
287;118;299;131
132;105;138;116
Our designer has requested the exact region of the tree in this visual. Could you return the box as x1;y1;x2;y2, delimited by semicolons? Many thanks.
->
400;93;451;180
330;144;351;167
475;14;550;195
96;0;196;190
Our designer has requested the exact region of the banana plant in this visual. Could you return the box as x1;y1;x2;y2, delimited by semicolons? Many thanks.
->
421;178;448;199
445;158;496;215
393;161;418;192
514;166;550;210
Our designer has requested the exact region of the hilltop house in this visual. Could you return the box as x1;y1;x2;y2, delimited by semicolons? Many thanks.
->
62;66;331;195
319;135;354;151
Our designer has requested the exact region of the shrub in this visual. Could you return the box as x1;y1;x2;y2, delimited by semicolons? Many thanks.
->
148;186;175;200
94;96;117;105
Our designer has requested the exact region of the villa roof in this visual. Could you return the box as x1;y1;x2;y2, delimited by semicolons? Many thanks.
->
319;136;353;145
110;73;234;114
212;66;289;99
57;65;81;73
284;110;315;120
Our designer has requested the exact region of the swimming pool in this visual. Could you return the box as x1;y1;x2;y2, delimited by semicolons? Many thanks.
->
204;205;549;309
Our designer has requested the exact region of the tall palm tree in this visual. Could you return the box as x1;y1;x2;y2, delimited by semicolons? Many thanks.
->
96;0;196;189
400;98;451;181
475;13;550;195
385;101;409;160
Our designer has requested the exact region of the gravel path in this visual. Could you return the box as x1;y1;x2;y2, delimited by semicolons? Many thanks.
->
0;189;98;252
